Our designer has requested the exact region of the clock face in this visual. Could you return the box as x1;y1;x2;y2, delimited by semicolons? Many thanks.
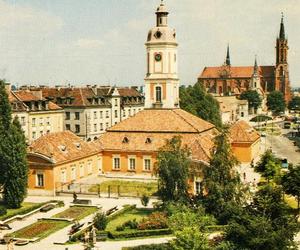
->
155;53;162;62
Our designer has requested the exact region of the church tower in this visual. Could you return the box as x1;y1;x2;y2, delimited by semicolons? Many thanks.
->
144;1;179;109
275;14;291;102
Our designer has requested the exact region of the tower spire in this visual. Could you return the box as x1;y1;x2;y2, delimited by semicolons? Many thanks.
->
253;55;258;76
279;12;285;40
226;44;231;66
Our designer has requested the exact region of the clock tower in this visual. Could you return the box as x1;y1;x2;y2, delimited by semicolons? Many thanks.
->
144;1;179;109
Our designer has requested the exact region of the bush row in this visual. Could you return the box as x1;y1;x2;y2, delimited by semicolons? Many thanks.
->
107;228;172;239
122;243;172;250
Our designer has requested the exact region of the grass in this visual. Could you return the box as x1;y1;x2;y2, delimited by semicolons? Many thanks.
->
88;180;158;197
0;202;44;221
52;206;98;221
106;207;153;232
9;219;70;240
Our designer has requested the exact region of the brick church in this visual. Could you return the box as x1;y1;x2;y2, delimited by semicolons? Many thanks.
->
198;15;291;102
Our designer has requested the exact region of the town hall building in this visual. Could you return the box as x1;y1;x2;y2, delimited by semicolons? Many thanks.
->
198;15;292;103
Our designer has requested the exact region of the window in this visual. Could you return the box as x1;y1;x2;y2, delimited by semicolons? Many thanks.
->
113;156;121;170
241;112;244;118
39;118;43;126
46;117;50;125
133;109;136;115
106;122;109;129
144;158;151;171
123;110;126;117
21;117;26;126
32;118;36;127
100;123;103;131
32;131;36;139
75;112;80;120
87;162;92;174
71;167;76;180
75;125;80;133
66;124;71;130
195;181;202;195
94;124;97;132
155;86;162;102
36;172;44;187
128;157;136;171
94;111;97;119
114;99;118;107
65;112;70;120
129;109;131;116
80;165;84;177
122;137;129;143
115;110;118;118
40;131;43;136
106;111;109;118
61;169;67;183
100;111;103;119
47;130;50;134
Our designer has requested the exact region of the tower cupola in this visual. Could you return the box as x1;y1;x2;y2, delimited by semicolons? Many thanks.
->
156;1;169;27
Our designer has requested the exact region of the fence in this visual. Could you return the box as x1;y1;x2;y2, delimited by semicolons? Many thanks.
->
55;182;158;198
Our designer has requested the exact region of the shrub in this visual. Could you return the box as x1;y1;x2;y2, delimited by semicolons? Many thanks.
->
124;219;138;229
138;212;168;230
93;212;108;231
116;225;125;231
0;206;7;216
108;228;172;239
141;195;149;207
122;243;172;250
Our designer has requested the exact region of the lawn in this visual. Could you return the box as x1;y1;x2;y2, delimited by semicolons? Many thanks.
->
106;207;153;232
9;219;70;240
88;180;158;197
52;206;98;221
0;202;44;221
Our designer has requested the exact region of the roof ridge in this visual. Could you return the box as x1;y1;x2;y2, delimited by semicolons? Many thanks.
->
195;138;210;160
172;109;200;132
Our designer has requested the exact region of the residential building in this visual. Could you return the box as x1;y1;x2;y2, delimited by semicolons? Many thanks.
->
198;15;291;103
20;85;144;141
215;96;249;124
7;85;64;143
27;131;102;196
229;120;261;163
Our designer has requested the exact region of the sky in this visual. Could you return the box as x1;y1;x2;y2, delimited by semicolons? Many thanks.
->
0;0;300;87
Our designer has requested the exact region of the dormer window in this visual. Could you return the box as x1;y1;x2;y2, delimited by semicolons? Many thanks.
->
75;142;81;149
122;137;129;144
145;138;152;144
154;31;162;39
59;145;66;152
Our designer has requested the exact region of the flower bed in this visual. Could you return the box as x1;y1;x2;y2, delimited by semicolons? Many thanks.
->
52;205;98;221
9;219;70;240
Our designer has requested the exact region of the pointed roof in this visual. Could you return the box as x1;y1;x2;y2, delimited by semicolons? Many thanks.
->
279;13;285;40
253;56;258;76
226;45;231;66
229;120;260;143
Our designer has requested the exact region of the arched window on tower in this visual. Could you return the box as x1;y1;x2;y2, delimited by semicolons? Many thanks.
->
156;86;162;103
280;66;284;76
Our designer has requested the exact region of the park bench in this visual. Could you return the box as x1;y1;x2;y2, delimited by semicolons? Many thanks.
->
105;206;118;216
40;204;55;212
74;199;92;205
0;223;11;230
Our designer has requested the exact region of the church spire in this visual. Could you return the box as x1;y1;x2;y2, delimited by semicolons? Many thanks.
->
253;55;258;77
279;12;285;40
226;44;231;66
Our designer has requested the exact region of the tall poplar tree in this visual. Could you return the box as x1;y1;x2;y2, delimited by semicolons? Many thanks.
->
0;80;28;208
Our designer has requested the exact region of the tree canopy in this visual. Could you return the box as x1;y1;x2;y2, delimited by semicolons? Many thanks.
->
240;90;262;111
288;96;300;111
267;91;286;114
0;80;28;208
180;83;222;128
155;136;191;203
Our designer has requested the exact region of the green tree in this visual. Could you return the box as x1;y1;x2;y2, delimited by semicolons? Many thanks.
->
254;150;281;183
93;212;108;230
288;96;300;111
240;90;262;113
225;185;299;250
201;129;242;222
155;136;191;203
170;227;211;250
282;165;300;212
0;81;28;208
180;83;222;128
267;91;286;114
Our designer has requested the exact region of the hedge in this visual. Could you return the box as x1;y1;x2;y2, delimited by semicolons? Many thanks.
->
122;243;172;250
107;205;136;221
107;228;172;239
205;225;226;233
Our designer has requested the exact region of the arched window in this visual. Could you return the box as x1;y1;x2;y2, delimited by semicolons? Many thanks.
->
156;86;162;102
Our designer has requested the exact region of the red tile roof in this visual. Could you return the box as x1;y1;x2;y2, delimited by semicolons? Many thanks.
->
199;66;275;79
229;120;260;143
